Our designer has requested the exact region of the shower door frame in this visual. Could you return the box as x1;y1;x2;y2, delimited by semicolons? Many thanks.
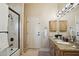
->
9;7;20;55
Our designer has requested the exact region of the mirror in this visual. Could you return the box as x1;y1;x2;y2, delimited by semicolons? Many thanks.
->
59;4;79;42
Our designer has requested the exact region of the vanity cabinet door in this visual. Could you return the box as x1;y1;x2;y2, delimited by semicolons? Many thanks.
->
49;40;55;56
49;40;53;55
50;45;54;56
63;51;79;56
49;20;57;32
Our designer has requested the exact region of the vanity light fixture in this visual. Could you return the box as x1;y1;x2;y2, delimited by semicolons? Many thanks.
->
56;3;78;19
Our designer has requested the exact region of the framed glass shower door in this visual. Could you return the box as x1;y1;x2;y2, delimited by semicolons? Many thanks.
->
8;8;20;56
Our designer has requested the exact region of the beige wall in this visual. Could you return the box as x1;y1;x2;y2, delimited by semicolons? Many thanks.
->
57;3;67;11
24;3;58;48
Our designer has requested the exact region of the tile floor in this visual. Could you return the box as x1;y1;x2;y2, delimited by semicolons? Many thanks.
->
22;49;39;56
22;48;50;56
38;51;50;56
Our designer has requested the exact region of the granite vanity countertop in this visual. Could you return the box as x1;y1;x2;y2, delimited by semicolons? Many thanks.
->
49;36;79;51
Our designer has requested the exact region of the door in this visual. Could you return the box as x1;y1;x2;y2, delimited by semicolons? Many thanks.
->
8;8;20;55
27;17;41;48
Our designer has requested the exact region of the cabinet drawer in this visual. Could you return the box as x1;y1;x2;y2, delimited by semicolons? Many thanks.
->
63;51;79;56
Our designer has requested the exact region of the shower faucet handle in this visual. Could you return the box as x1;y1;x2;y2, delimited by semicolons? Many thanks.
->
9;44;13;47
11;49;13;51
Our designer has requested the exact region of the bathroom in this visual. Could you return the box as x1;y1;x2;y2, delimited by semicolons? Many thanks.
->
0;3;79;56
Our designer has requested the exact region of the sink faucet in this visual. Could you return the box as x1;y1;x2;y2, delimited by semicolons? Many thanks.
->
69;36;76;43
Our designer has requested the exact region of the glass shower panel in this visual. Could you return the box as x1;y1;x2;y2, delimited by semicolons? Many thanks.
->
8;8;20;56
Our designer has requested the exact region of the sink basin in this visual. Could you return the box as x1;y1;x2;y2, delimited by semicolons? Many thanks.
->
54;39;78;49
57;41;70;45
55;39;70;45
54;39;62;42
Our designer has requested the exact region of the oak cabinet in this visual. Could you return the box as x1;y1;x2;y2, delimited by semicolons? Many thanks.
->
49;39;60;56
49;39;79;56
49;40;55;56
49;20;57;32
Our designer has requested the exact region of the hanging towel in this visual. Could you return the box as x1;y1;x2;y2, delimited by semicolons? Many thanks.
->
0;33;9;52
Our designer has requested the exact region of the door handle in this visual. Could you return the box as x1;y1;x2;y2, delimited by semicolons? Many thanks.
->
0;31;8;33
37;32;40;36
